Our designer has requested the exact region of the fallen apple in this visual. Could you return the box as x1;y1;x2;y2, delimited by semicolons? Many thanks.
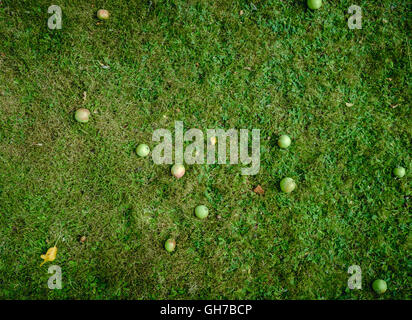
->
97;9;110;20
195;205;209;219
171;164;185;178
280;177;296;193
393;166;406;178
278;135;291;149
307;0;322;10
165;239;176;252
74;108;90;123
136;144;150;157
372;279;387;294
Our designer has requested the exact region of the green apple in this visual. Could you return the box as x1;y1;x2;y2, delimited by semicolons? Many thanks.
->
97;9;110;20
278;135;291;149
74;108;90;123
372;279;387;294
164;239;176;252
280;177;296;193
136;144;150;157
307;0;322;10
195;205;209;219
171;164;185;178
393;166;406;178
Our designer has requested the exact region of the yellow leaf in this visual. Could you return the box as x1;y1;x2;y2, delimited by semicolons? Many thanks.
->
40;246;58;266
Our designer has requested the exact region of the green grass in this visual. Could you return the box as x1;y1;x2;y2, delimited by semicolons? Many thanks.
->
0;0;410;299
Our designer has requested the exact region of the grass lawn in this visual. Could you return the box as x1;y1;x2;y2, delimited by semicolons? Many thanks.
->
0;0;410;299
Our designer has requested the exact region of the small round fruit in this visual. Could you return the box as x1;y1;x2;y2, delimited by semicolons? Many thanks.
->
393;166;406;178
136;144;150;157
195;205;209;219
280;177;296;193
164;239;176;252
171;164;185;179
372;279;387;294
97;9;110;20
278;135;291;149
74;108;90;123
307;0;322;10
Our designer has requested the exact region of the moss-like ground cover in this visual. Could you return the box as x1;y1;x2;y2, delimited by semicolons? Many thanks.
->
0;0;410;299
